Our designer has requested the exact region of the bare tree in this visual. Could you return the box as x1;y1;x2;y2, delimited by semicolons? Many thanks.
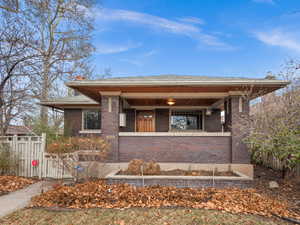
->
0;11;37;134
0;0;19;13
1;76;33;134
0;0;96;133
22;0;95;124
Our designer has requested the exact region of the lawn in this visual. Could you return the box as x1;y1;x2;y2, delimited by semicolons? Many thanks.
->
0;208;291;225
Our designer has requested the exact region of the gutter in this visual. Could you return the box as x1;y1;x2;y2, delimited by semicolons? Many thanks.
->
39;101;98;105
66;80;290;87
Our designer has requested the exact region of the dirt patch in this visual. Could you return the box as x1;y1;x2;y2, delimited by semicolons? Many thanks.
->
117;169;238;176
0;176;36;196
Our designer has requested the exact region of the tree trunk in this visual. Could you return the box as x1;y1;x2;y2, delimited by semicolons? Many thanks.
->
0;89;5;135
40;60;50;124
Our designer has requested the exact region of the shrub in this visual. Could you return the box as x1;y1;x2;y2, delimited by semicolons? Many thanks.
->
127;159;144;175
46;136;110;182
127;159;161;175
143;161;161;175
47;136;110;158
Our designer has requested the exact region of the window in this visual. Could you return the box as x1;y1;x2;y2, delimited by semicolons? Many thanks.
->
170;110;203;130
83;110;101;130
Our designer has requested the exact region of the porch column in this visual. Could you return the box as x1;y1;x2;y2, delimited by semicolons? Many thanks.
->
101;94;120;161
228;95;250;164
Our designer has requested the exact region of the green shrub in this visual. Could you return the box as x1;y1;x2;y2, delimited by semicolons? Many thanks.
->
245;121;300;177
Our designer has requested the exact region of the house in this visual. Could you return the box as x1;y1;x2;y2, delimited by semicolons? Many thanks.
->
41;75;288;177
6;125;34;136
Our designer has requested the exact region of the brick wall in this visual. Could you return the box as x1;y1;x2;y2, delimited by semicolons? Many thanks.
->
155;109;169;132
230;96;250;163
101;95;120;161
204;109;222;132
64;109;82;136
119;136;231;163
120;109;135;132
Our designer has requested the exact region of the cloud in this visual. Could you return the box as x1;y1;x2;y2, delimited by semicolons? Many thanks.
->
254;29;300;52
120;49;158;67
252;0;275;4
178;17;205;25
96;42;142;54
143;50;158;57
120;58;143;66
95;8;198;33
94;8;232;50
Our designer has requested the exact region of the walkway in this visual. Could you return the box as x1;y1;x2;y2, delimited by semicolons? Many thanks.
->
0;181;51;218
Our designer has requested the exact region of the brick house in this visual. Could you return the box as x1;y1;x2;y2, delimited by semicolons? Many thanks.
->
41;75;288;177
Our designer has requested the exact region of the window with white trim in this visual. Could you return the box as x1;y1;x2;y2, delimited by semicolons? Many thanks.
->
82;109;101;130
170;110;203;131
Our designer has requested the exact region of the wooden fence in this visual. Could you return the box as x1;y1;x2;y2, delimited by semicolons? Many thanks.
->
0;134;72;179
260;153;300;176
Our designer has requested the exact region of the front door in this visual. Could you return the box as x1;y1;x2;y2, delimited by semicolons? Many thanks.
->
136;110;155;132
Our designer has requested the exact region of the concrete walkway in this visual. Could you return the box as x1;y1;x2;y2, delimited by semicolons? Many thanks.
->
0;181;50;218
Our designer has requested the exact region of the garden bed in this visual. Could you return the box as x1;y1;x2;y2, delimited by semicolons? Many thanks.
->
0;176;36;196
107;160;249;188
107;169;250;188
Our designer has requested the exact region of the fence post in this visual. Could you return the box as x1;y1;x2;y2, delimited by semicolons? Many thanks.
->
12;135;18;175
13;135;17;153
39;133;46;179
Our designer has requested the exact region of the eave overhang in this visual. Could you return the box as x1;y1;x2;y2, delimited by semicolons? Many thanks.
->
41;77;290;109
66;79;289;102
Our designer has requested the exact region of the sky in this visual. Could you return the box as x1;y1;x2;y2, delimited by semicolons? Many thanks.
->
90;0;300;78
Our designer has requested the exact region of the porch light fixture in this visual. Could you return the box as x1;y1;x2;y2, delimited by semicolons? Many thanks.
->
167;98;176;106
206;108;212;116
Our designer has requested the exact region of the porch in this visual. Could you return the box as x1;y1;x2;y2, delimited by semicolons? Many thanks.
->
96;90;250;164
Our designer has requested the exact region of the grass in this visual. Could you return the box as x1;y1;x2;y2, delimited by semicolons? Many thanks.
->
0;208;290;225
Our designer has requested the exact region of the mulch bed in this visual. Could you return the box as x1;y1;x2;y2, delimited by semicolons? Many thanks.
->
0;176;36;196
31;180;300;220
117;169;238;176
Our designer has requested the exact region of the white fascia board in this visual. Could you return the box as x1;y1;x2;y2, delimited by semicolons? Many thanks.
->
66;80;290;87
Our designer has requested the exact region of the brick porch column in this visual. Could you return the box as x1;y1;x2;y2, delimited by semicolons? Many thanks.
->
101;94;120;161
228;95;250;163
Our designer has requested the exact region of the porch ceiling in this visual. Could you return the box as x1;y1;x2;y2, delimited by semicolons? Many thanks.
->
125;98;219;107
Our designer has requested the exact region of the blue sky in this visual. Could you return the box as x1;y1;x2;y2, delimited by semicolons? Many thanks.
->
90;0;300;78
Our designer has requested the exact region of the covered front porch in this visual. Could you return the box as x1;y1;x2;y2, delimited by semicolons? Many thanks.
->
112;91;234;163
93;89;250;164
119;92;229;133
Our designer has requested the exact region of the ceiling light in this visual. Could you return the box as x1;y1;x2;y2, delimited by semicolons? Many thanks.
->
167;98;176;106
206;108;212;116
